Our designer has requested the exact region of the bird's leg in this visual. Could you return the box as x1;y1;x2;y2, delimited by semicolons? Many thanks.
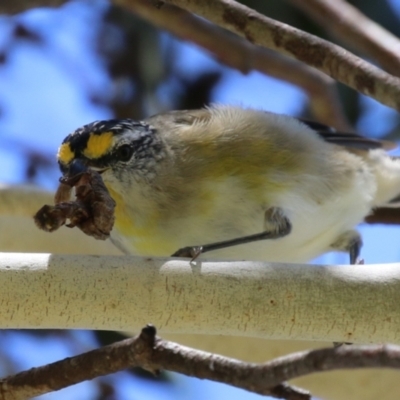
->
172;207;291;260
330;230;363;347
329;230;363;265
350;242;363;265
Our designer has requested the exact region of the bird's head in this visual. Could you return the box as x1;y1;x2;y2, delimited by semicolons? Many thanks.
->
57;119;166;189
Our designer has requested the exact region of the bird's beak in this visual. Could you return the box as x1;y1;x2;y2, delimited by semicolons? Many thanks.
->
62;159;108;184
66;158;88;178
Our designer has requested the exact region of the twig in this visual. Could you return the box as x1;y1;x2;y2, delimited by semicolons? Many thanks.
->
0;0;66;14
114;0;351;129
5;1;400;116
157;0;400;111
0;325;310;400
2;0;351;128
365;207;400;225
287;0;400;77
253;50;351;129
3;325;400;400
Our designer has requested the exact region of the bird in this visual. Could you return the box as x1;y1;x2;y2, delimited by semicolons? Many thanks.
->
57;105;400;264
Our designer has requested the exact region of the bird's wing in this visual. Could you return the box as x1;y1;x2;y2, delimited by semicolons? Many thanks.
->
146;109;396;151
299;119;396;151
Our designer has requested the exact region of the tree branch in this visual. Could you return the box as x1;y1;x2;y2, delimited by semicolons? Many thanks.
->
5;1;400;112
112;0;351;128
287;0;400;77
0;0;66;14
152;0;400;111
365;207;400;225
3;325;400;400
1;252;400;344
0;325;309;400
1;0;352;128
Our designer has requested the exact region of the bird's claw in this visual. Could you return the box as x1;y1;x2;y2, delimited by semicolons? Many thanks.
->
171;246;203;261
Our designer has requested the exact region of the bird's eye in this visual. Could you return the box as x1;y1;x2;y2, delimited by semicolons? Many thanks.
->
116;145;133;162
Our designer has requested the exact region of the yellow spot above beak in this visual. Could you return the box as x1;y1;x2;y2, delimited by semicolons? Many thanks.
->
57;143;74;164
83;131;114;159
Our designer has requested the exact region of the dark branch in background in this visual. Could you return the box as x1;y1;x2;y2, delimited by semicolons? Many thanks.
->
96;6;166;119
175;71;223;110
114;0;351;129
3;325;400;400
287;0;400;78
365;207;400;225
0;326;309;400
3;1;400;119
156;0;400;111
0;0;66;14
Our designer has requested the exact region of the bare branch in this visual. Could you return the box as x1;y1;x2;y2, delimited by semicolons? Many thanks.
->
113;0;351;128
3;325;400;400
151;0;400;111
365;207;400;225
287;0;400;77
5;0;400;118
254;51;350;129
0;0;66;14
0;325;309;400
1;0;352;128
1;252;400;344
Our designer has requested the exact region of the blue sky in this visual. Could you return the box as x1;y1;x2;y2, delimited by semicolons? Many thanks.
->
1;1;400;399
